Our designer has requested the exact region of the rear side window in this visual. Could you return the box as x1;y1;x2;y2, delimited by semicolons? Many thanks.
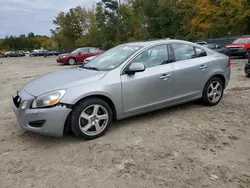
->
80;48;89;53
195;47;207;57
172;44;196;61
89;48;99;53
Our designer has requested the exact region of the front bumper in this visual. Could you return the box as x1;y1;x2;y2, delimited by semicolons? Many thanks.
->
227;48;245;56
56;57;67;64
12;89;71;137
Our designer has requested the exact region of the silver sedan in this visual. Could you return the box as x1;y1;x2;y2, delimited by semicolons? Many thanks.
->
12;39;231;140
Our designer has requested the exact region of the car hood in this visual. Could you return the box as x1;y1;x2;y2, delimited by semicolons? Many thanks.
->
22;67;108;96
226;43;245;47
58;53;69;58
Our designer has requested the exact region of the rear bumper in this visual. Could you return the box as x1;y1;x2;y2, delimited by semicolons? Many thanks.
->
225;68;231;88
12;89;71;137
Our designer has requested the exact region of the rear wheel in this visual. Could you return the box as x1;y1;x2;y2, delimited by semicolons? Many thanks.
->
202;77;224;106
246;74;250;78
70;98;113;140
68;58;76;65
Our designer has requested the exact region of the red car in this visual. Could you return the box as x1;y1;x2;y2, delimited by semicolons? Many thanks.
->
57;47;104;65
226;36;250;58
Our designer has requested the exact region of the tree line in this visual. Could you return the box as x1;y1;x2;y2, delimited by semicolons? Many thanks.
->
0;32;58;51
1;0;250;51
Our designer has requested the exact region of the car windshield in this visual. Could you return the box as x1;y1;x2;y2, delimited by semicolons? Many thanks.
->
233;38;250;44
83;44;142;71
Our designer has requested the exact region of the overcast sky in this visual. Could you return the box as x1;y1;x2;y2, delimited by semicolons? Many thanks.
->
0;0;95;38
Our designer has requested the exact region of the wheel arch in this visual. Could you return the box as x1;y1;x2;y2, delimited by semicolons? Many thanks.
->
63;94;117;133
67;57;77;64
207;73;226;88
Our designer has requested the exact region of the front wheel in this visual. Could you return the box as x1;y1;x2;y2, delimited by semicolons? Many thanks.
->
70;98;113;140
202;77;224;106
68;58;76;65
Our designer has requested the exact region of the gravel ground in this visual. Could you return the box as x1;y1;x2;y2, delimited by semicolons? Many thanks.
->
0;57;249;188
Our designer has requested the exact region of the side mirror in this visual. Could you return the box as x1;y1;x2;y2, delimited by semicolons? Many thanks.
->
78;52;81;55
125;63;145;75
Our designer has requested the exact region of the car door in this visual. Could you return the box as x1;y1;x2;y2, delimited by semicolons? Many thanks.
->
76;48;89;62
171;43;210;102
121;44;174;115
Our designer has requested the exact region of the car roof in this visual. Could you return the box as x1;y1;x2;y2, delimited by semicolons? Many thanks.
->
240;36;250;38
79;47;98;49
124;39;201;48
205;43;219;46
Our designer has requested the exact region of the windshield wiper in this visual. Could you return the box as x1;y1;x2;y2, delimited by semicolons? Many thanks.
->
81;66;100;71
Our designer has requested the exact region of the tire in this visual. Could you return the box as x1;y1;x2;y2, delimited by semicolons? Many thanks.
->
246;74;250;78
202;77;224;106
70;98;113;140
68;58;76;65
245;50;250;59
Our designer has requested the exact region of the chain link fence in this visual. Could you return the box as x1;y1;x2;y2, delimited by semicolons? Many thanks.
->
196;35;250;45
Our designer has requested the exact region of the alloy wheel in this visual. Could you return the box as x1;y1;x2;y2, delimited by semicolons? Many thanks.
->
68;58;76;65
207;81;222;104
78;105;109;136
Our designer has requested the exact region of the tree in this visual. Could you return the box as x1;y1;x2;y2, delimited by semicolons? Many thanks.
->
176;0;250;39
50;0;250;48
52;6;91;48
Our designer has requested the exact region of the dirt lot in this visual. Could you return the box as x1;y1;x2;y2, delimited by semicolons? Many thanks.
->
0;56;249;188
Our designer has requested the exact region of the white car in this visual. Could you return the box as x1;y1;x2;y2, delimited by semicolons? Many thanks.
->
84;56;96;64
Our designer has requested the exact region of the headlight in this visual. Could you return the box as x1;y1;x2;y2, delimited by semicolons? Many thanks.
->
21;101;29;109
60;55;66;58
31;90;66;108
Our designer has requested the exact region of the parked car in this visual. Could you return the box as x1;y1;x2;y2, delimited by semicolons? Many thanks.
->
57;47;104;65
226;36;250;58
29;50;39;56
12;39;231;140
245;58;250;77
196;41;207;45
17;50;26;57
83;55;96;64
44;50;61;57
204;43;228;55
3;51;20;57
30;49;47;56
3;51;11;57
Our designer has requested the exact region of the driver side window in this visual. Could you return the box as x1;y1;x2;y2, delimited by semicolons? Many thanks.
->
131;45;169;68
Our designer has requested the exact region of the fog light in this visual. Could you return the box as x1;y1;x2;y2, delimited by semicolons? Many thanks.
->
21;101;29;109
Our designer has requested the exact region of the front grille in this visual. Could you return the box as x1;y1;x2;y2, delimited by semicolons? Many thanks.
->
29;120;46;128
229;47;240;51
13;95;21;108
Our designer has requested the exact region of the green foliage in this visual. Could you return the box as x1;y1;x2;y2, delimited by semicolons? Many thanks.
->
51;6;91;49
2;34;58;51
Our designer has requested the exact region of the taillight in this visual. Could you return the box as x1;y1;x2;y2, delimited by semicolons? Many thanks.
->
227;57;231;67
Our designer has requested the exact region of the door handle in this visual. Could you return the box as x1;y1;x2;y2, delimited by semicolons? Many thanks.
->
198;65;208;70
160;74;171;80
